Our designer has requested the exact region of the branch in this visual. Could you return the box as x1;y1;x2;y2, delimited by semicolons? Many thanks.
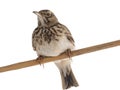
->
0;40;120;73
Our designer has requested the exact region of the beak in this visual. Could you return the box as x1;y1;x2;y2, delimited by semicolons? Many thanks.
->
33;11;45;26
33;11;43;19
33;11;39;15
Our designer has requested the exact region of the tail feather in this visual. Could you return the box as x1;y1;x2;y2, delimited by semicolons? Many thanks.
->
55;59;79;89
60;69;79;89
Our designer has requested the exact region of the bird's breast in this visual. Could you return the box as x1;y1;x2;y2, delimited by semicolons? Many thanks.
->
36;35;74;56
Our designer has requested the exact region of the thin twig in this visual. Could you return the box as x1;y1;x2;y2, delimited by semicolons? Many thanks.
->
0;40;120;73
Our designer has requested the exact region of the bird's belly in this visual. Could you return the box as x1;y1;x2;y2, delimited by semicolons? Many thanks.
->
36;36;74;56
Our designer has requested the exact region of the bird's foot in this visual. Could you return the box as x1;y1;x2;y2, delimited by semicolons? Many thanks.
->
65;49;72;59
36;55;45;67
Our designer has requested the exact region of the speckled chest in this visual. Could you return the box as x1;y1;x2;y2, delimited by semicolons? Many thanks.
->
32;24;74;56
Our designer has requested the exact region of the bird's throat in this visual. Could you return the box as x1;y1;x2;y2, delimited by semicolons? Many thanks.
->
38;17;45;26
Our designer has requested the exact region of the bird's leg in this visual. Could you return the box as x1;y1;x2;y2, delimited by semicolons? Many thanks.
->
65;49;72;59
36;55;45;67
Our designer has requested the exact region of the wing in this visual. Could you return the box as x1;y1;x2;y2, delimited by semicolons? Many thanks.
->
60;24;75;46
32;27;39;51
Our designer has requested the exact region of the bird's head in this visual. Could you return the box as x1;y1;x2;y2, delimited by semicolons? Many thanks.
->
33;10;58;27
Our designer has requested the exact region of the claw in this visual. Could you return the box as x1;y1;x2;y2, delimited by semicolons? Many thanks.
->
36;55;45;67
65;49;72;59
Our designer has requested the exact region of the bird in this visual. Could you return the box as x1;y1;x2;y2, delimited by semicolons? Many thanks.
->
32;9;79;89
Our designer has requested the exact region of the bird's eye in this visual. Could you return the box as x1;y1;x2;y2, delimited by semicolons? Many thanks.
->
46;13;52;17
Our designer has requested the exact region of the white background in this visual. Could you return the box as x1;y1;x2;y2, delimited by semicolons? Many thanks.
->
0;0;120;90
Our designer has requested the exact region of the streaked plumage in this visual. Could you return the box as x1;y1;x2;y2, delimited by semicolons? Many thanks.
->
32;10;79;89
